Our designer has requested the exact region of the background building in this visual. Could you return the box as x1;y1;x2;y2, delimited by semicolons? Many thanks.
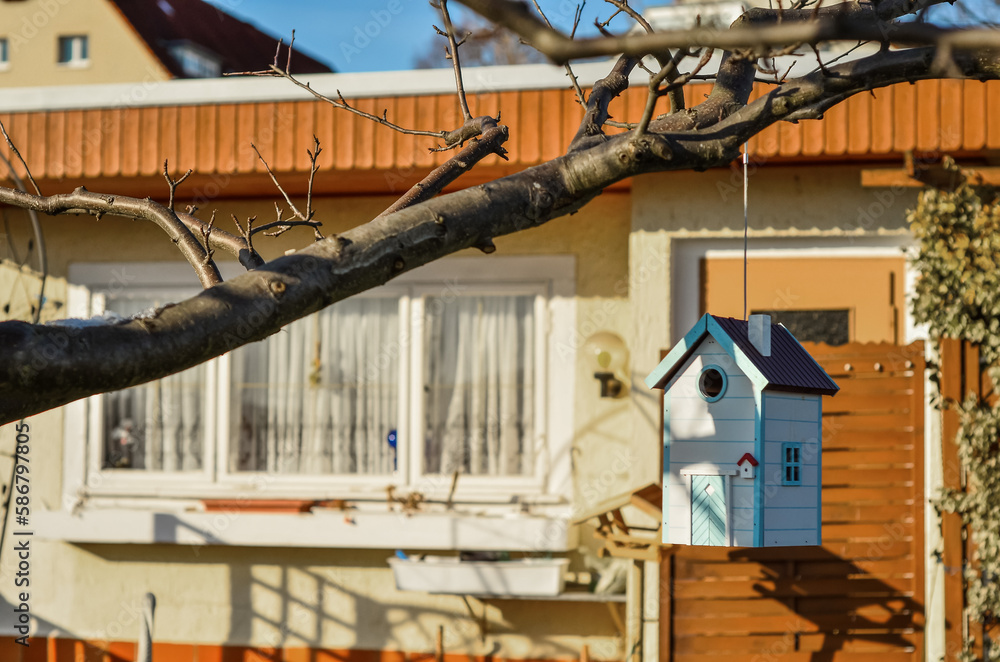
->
0;0;331;88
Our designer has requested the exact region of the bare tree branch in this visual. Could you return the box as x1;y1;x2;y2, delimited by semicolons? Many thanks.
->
458;0;991;62
378;118;509;217
0;186;222;288
569;55;638;151
253;217;325;238
305;135;321;227
175;211;264;270
251;142;311;222
636;48;715;135
231;62;488;150
162;160;193;211
199;210;216;266
530;0;588;107
435;0;474;122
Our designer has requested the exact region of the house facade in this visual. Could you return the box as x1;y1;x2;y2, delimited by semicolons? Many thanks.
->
0;0;330;88
0;55;996;662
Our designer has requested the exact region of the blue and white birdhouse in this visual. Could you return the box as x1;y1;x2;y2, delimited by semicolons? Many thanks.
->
645;314;839;547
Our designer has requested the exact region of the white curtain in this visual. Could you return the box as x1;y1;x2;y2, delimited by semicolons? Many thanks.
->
102;298;205;471
424;295;535;476
231;298;399;475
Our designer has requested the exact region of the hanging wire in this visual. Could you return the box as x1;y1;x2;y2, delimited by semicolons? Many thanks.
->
743;144;749;321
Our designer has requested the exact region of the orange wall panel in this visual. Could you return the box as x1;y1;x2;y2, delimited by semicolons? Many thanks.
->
915;79;941;152
139;106;161;176
197;105;219;173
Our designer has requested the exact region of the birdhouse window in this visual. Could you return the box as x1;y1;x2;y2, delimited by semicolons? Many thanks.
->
782;442;803;485
697;365;727;402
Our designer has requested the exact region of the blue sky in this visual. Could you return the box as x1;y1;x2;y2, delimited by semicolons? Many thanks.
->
204;0;652;73
204;0;990;73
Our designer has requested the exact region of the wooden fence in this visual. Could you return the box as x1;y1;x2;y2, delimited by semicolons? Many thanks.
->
939;339;999;662
660;341;926;662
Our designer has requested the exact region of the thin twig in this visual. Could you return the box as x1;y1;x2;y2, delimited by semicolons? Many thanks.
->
603;0;654;33
176;210;263;270
232;214;257;255
437;0;473;122
236;64;474;149
305;135;323;238
253;219;324;237
200;211;216;266
635;48;714;135
162;160;193;211
250;143;307;221
0;119;41;196
808;39;866;74
531;0;588;106
597;7;623;28
230;48;495;151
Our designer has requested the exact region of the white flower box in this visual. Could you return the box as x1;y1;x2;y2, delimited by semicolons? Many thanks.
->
388;556;569;596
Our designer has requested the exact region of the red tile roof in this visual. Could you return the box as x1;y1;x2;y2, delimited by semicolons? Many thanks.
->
108;0;332;78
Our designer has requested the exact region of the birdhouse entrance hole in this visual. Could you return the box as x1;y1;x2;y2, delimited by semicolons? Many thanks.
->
698;365;727;402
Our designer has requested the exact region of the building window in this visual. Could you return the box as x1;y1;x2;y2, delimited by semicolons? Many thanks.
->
751;308;850;346
697;365;727;402
228;297;401;475
782;442;802;485
57;35;89;67
423;294;536;476
0;38;9;69
98;293;210;473
69;258;572;500
168;43;221;78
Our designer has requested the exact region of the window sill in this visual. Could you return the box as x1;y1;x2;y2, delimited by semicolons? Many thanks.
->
35;506;577;551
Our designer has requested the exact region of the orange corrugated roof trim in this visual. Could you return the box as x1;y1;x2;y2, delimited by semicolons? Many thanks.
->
1;80;997;197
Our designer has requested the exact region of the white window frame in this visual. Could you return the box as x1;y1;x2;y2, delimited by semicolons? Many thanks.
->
64;257;575;504
85;285;218;494
407;281;549;497
213;284;410;494
57;34;89;68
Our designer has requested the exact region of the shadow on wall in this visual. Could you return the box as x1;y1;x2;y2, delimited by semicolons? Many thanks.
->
63;543;619;661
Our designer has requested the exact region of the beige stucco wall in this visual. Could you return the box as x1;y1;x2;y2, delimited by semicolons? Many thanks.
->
0;0;169;87
0;540;622;657
0;189;633;657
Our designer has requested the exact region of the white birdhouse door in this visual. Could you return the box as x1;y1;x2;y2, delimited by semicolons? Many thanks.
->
691;475;727;546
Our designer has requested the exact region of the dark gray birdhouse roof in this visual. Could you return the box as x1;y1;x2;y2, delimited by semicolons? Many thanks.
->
645;314;839;396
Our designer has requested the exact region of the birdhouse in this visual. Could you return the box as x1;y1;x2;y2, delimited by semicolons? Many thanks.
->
737;453;757;479
645;314;838;547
